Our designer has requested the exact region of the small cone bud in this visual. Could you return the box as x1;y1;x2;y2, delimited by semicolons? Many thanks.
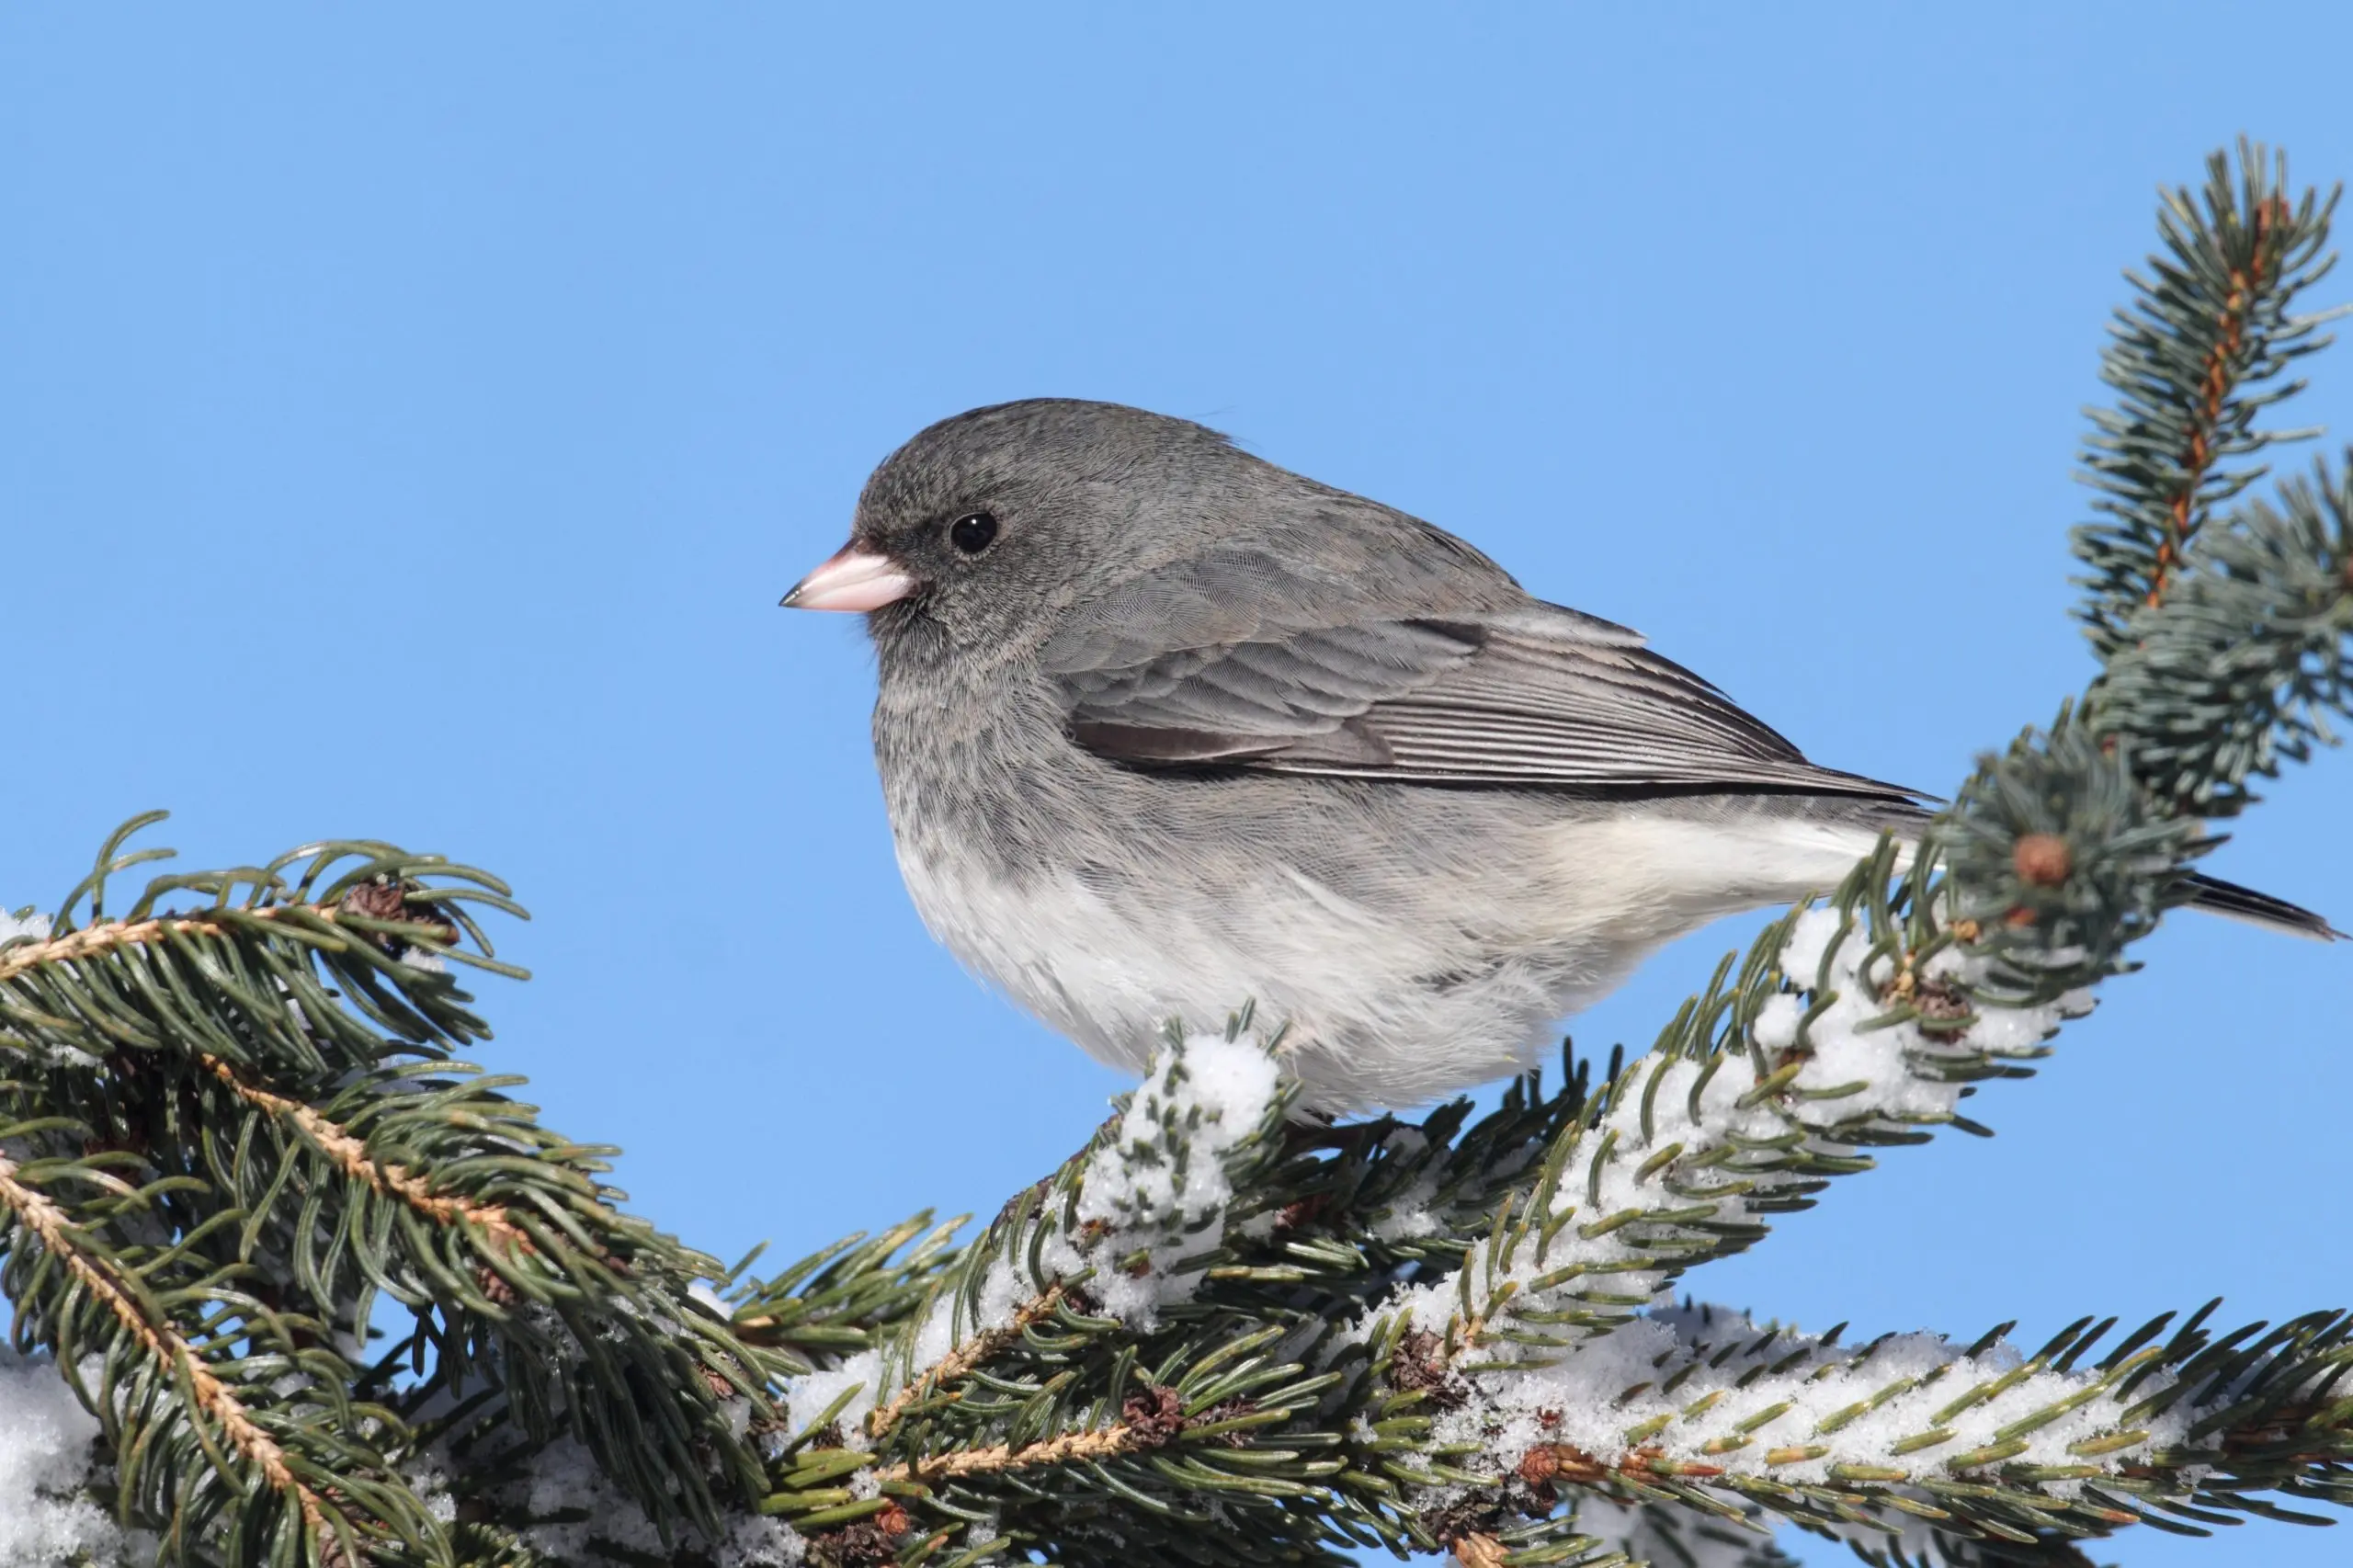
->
2014;833;2074;887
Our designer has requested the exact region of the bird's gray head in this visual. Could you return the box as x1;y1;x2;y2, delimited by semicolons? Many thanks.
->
782;399;1285;657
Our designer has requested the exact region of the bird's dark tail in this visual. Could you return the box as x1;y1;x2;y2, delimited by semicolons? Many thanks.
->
1836;800;2337;941
2180;872;2343;940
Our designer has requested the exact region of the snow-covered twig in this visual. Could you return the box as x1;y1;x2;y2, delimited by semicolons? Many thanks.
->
1363;889;2086;1365
781;1026;1287;1446
1417;1299;2353;1544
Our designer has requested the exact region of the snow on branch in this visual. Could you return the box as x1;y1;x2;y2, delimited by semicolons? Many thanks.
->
781;1025;1290;1449
1358;874;2087;1363
1412;1299;2353;1567
0;1349;121;1568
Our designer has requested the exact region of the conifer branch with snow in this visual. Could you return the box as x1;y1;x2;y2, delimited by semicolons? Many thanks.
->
2;142;2350;1568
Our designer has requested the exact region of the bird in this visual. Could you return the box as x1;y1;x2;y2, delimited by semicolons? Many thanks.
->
783;398;2335;1114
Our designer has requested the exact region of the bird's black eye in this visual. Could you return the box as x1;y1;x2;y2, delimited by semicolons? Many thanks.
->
949;511;998;554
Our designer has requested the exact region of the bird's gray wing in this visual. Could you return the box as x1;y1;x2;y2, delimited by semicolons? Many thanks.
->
1047;585;1920;801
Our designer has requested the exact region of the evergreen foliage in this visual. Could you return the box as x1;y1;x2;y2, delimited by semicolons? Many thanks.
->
3;142;2348;1568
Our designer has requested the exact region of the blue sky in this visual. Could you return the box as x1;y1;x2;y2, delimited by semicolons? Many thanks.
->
5;8;2349;1563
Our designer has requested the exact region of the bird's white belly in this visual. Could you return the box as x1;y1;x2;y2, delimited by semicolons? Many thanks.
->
893;846;1189;1069
890;805;1900;1113
891;838;1625;1111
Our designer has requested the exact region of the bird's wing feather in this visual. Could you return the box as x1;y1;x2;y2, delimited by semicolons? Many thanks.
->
1051;594;1920;801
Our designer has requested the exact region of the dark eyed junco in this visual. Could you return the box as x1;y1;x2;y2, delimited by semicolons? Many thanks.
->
785;399;2333;1112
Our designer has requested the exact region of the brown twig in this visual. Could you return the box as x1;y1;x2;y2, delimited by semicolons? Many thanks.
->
2146;192;2286;610
874;1418;1149;1484
863;1283;1067;1440
2;899;528;1255
198;1056;537;1256
870;1386;1185;1485
0;1148;345;1552
0;903;456;986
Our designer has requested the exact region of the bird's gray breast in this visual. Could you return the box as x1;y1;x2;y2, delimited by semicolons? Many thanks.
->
870;654;1187;1062
864;649;1636;1099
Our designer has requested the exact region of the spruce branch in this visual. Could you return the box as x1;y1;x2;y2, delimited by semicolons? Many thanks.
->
1934;708;2204;1003
196;1052;537;1256
2093;453;2353;817
728;1210;970;1366
861;1283;1070;1446
0;824;795;1559
1343;854;2080;1383
1373;1299;2353;1563
2074;138;2342;657
0;1131;436;1566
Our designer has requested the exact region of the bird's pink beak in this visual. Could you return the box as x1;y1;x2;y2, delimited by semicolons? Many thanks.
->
780;545;916;612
